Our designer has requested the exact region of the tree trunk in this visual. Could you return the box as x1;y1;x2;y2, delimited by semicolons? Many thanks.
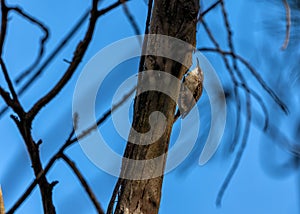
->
112;1;199;213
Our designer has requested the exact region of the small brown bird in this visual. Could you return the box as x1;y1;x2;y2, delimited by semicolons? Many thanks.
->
174;58;204;121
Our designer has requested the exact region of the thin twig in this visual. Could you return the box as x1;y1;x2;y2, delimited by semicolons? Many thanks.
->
198;0;222;20
17;9;89;88
0;59;18;102
27;0;124;120
200;19;243;153
0;0;8;57
6;130;73;214
200;2;270;203
236;83;269;131
0;59;24;116
8;86;136;213
0;0;10;117
0;8;90;118
6;1;102;213
137;0;153;74
121;0;141;45
219;0;246;152
216;97;252;207
10;6;49;84
198;48;289;114
219;3;253;198
61;154;104;214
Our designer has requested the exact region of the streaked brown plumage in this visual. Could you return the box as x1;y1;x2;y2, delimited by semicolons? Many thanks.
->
175;58;204;121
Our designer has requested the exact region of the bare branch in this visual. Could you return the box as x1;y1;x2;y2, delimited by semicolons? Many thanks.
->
61;154;104;214
121;1;141;41
10;6;49;84
0;8;90;118
0;59;24;115
199;2;270;205
220;0;252;153
0;59;18;102
26;0;124;120
96;0;129;17
198;48;289;114
0;0;8;57
77;86;136;141
8;85;136;212
137;0;153;75
200;19;243;152
6;130;73;214
216;101;252;207
236;83;269;132
0;2;130;119
16;9;89;90
198;0;222;20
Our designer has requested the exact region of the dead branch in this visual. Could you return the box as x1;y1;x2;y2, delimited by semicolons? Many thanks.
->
26;0;110;120
7;85;136;213
198;48;288;114
121;1;141;44
61;154;104;214
9;6;49;84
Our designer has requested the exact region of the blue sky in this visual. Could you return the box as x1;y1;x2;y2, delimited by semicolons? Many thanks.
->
0;0;299;213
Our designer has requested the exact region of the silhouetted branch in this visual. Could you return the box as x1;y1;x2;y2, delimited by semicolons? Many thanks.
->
220;0;253;160
4;0;106;213
198;0;222;19
6;123;76;214
0;87;12;107
216;100;252;207
0;59;18;102
236;83;269;131
0;59;24;116
27;0;126;121
9;6;49;84
137;0;153;74
0;8;90;118
199;19;243;153
0;0;8;57
121;1;141;44
61;154;104;214
198;48;288;114
199;2;275;205
8;85;136;213
16;9;89;89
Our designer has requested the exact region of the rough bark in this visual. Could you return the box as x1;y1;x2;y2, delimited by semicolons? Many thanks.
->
0;186;5;214
112;1;199;213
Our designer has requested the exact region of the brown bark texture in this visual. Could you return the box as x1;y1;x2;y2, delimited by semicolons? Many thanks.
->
113;1;199;213
0;186;5;214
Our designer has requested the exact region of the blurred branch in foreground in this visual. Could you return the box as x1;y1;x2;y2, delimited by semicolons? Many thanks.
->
0;186;4;214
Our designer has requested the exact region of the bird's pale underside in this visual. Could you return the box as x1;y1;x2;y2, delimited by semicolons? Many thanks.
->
174;58;204;122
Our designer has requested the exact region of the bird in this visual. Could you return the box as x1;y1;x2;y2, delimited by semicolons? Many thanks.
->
174;58;204;122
